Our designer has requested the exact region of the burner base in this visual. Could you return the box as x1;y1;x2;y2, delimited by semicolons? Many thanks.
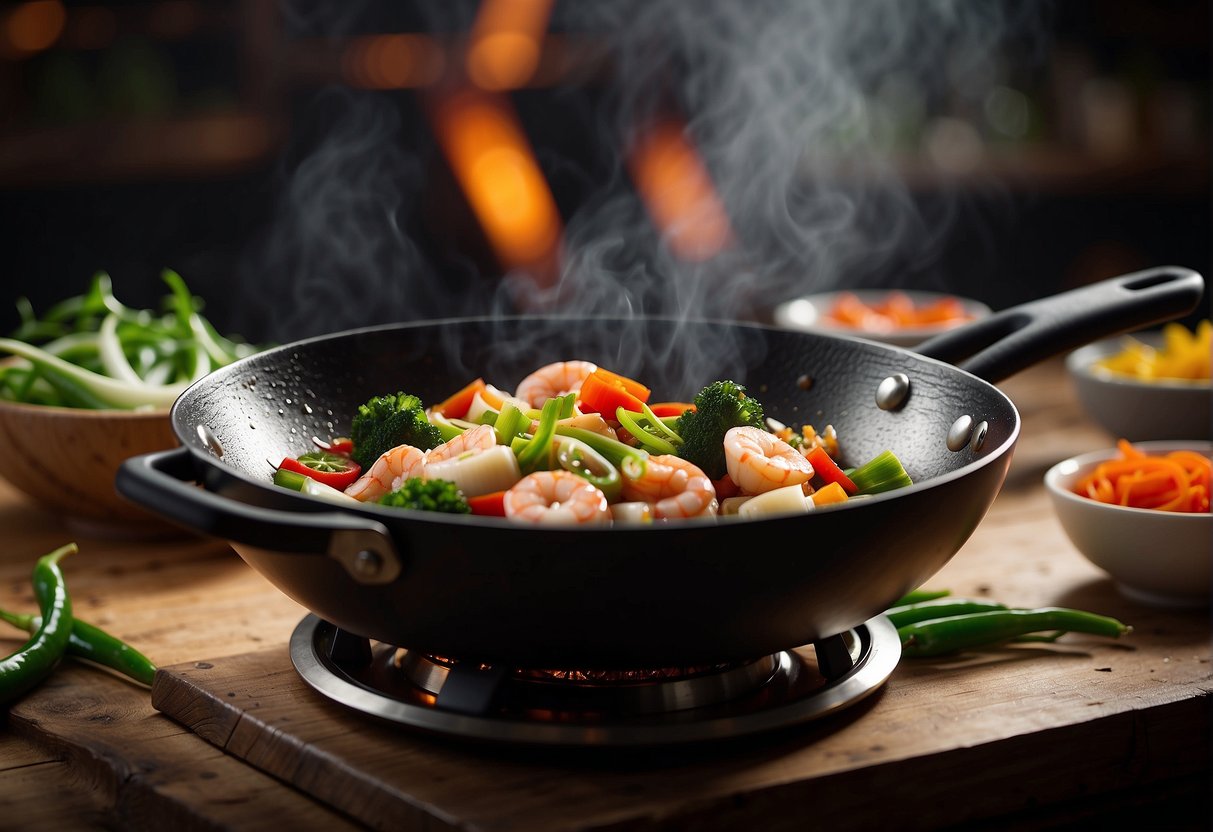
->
289;615;901;748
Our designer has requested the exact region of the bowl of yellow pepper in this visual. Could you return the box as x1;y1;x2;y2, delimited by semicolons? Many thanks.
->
1066;319;1211;442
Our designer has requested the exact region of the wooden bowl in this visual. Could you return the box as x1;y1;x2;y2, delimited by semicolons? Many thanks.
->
0;398;182;535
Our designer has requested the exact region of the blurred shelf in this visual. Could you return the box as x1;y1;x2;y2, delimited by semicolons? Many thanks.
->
802;145;1211;196
0;110;284;186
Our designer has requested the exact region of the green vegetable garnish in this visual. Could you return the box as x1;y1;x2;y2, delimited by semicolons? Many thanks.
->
0;270;261;409
846;449;913;494
378;477;470;514
349;392;443;469
673;380;765;480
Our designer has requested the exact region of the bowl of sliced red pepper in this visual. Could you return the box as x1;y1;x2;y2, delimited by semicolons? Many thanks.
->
1044;439;1212;609
772;289;991;347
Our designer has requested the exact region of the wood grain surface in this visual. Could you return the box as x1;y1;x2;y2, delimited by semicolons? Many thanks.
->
0;358;1209;831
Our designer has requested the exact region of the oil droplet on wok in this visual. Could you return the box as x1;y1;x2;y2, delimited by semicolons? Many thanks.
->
797;375;814;391
303;403;313;415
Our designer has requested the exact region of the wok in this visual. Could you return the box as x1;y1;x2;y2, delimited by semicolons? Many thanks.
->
117;267;1204;668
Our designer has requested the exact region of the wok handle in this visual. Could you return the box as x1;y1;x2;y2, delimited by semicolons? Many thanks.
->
116;447;403;583
914;266;1206;383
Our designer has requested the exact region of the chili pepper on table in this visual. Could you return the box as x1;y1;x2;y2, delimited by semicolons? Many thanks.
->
884;597;1009;629
0;608;156;687
0;543;74;705
897;607;1132;658
889;588;951;607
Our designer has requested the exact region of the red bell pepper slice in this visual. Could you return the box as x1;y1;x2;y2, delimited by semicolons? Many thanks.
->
313;436;354;456
648;401;695;418
577;368;651;416
806;445;857;495
278;451;362;491
467;489;508;517
433;378;487;419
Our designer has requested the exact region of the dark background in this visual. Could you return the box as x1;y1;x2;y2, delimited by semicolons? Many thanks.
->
0;0;1208;345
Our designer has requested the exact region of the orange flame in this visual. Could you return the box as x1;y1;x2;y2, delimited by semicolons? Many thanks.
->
467;0;554;91
3;0;66;57
628;120;734;262
431;89;562;277
342;34;446;90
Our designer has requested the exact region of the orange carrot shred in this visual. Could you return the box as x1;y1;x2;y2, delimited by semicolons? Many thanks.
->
1073;439;1211;514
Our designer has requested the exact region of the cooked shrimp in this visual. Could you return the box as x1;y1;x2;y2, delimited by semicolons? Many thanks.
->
426;423;496;463
723;426;815;495
503;470;611;525
620;454;718;519
514;360;597;408
344;444;426;502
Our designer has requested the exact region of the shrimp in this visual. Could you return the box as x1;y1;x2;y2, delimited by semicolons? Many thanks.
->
514;360;597;408
425;423;496;464
620;454;718;520
344;444;426;502
503;470;611;526
723;426;815;495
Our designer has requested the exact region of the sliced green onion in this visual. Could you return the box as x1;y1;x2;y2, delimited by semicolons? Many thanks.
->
554;435;621;502
615;403;683;455
515;396;562;473
492;401;528;446
847;449;913;494
554;425;648;481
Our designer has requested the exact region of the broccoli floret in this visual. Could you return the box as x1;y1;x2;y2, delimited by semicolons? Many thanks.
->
350;392;443;469
673;380;765;479
378;477;470;514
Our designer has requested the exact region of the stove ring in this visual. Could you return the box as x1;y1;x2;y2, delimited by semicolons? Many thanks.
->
290;615;901;748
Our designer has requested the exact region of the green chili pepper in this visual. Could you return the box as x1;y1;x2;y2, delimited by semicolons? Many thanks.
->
884;597;1009;629
555;435;622;502
889;587;951;607
0;543;75;705
898;607;1132;658
0;607;156;688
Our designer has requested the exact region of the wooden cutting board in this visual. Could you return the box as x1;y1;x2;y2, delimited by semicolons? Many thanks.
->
151;605;1211;832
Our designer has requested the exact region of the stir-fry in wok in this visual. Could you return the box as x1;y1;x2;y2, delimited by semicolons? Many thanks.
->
270;361;912;524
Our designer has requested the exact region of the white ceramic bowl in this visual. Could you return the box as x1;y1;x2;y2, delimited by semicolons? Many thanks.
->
772;290;991;347
1044;441;1212;608
1066;334;1211;442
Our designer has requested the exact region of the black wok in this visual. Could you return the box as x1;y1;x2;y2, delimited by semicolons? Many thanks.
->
117;267;1204;667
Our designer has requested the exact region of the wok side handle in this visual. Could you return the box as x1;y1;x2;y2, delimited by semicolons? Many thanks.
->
914;266;1206;383
116;448;402;583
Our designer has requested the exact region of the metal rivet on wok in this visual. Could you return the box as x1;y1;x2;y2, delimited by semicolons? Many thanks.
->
352;550;383;578
970;420;989;452
875;373;911;411
196;424;223;457
947;415;974;452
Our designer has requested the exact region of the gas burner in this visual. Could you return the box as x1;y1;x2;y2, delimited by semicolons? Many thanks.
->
290;615;900;748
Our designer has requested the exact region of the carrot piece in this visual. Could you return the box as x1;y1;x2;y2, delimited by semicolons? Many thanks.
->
578;368;650;415
433;378;487;419
810;481;849;506
1072;439;1211;513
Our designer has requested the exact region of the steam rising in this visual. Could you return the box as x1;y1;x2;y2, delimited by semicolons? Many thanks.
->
238;0;1046;383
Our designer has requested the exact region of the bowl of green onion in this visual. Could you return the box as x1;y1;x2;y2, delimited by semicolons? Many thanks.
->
0;270;262;533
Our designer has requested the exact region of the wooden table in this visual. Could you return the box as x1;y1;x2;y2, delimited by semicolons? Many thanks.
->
1;358;1209;831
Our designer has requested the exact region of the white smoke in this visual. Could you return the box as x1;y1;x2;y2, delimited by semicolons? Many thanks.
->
237;0;1049;343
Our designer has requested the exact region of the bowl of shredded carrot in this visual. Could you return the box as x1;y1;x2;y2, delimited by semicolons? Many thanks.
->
1044;439;1212;608
772;290;991;347
1066;320;1211;441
